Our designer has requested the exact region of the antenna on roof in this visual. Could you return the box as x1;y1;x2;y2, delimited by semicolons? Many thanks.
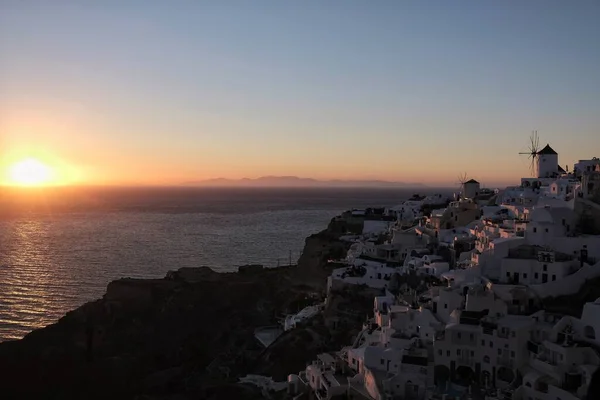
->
518;130;541;177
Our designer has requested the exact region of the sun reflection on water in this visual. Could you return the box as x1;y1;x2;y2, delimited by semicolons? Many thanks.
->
0;219;69;339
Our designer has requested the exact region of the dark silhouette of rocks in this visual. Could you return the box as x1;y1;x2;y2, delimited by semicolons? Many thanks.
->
0;216;360;399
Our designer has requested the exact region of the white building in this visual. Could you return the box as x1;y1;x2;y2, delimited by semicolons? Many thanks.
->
299;353;349;400
511;302;600;400
328;260;398;291
434;309;536;390
345;298;439;400
500;245;578;285
548;179;579;200
574;157;600;177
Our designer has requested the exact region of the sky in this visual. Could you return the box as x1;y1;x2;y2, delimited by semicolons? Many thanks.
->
1;1;599;187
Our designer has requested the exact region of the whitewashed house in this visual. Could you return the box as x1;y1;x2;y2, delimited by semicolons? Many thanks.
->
301;353;349;400
548;179;579;200
432;286;464;324
434;310;535;390
513;304;600;400
500;245;578;285
347;303;438;400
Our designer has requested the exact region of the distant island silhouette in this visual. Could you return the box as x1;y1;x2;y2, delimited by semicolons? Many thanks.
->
183;176;426;188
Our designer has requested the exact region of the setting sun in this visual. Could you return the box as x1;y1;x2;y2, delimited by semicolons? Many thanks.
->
8;158;54;186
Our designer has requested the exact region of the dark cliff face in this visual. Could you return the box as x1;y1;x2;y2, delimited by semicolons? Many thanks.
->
0;217;353;399
0;215;360;399
0;267;300;399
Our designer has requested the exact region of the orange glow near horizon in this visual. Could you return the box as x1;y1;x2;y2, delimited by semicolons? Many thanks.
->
7;158;55;187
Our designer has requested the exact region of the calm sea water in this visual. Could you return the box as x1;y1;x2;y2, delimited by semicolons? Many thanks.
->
0;186;435;341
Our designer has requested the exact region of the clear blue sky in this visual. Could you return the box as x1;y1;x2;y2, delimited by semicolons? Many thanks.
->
1;1;599;186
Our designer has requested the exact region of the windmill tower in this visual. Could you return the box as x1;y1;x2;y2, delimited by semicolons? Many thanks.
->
536;143;559;178
457;173;480;199
518;131;541;178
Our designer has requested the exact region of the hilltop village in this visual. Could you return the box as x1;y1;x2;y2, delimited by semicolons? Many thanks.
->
281;146;600;400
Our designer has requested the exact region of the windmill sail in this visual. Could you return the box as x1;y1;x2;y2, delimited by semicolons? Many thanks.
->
518;130;541;177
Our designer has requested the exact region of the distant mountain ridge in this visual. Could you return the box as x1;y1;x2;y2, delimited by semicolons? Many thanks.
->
183;176;425;188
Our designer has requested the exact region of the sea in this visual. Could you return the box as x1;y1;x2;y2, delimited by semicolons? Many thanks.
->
0;186;441;341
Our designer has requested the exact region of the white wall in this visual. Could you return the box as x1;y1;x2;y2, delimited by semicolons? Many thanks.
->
550;236;600;260
364;346;403;373
538;153;559;178
434;289;463;324
580;300;600;345
463;182;480;199
531;260;600;298
418;262;450;278
500;258;573;285
526;221;558;246
465;290;508;317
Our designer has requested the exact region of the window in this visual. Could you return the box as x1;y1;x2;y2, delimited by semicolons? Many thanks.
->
483;355;490;363
490;342;493;348
457;349;461;355
543;264;547;271
562;219;566;226
523;273;528;278
512;331;516;338
533;227;537;233
535;273;539;279
481;339;485;346
438;350;442;356
447;350;450;357
471;350;474;356
545;228;549;233
498;348;501;355
380;359;385;365
552;275;556;281
457;333;461;339
470;333;474;340
444;303;448;309
511;351;515;357
506;272;510;277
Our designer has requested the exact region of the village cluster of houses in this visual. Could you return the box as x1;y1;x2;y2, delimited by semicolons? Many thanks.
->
287;147;600;399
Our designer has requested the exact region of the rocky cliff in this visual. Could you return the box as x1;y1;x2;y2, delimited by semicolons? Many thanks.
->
0;216;367;400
